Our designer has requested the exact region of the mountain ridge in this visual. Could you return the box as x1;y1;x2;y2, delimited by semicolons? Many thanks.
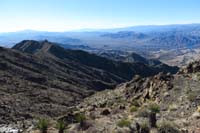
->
13;40;178;79
0;40;179;124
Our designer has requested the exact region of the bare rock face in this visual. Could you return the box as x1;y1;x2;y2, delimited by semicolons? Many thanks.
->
179;60;200;74
122;72;174;103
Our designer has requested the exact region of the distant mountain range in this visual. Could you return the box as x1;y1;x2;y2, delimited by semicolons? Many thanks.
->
95;50;180;73
66;23;200;32
1;24;200;67
97;50;164;65
1;24;200;51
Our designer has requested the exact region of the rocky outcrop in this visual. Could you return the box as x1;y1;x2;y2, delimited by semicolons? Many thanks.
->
178;60;200;74
56;68;200;132
121;72;174;103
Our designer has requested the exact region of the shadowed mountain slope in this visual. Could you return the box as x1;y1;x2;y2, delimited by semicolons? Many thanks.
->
0;44;127;123
13;40;178;80
96;50;179;74
0;40;179;124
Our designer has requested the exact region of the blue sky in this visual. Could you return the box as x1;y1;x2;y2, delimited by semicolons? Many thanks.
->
0;0;200;32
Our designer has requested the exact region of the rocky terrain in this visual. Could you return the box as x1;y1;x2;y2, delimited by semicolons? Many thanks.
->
53;62;200;133
1;40;200;133
2;55;200;132
0;40;180;132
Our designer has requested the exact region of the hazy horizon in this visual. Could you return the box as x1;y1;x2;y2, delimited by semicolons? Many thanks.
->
0;0;200;32
0;23;200;33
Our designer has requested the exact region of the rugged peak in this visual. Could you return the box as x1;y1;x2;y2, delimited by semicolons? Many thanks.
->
178;60;200;74
12;40;55;54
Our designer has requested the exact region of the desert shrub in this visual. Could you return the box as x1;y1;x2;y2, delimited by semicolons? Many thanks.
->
168;104;178;111
158;121;179;133
140;122;150;133
107;101;114;107
99;102;107;108
196;72;200;80
75;113;92;131
117;119;131;128
75;113;86;123
75;113;88;130
89;112;96;120
137;107;149;117
148;103;160;113
36;118;49;133
56;120;67;133
131;100;140;107
130;106;138;112
187;92;197;102
148;103;160;128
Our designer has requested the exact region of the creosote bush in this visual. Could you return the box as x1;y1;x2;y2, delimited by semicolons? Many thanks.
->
187;92;197;102
140;122;150;133
36;118;49;133
130;105;138;112
158;121;179;133
168;104;178;111
75;113;92;130
137;107;149;117
117;119;131;128
148;103;160;128
148;103;160;113
195;72;200;80
131;100;140;107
